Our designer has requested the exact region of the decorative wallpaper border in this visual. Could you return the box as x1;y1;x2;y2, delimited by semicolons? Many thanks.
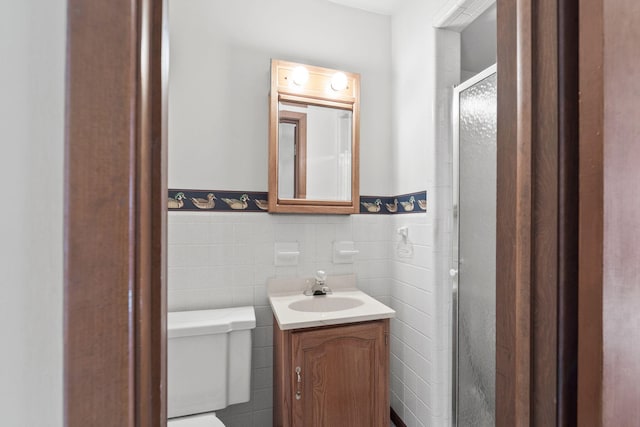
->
168;190;268;212
168;189;427;214
359;191;427;214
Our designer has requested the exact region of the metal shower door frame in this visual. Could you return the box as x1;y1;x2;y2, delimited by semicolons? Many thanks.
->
451;63;497;427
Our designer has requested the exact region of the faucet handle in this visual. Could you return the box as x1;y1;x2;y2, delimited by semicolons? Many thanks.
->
315;270;327;283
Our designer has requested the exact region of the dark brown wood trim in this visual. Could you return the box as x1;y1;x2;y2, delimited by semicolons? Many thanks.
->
531;0;562;423
273;319;292;427
497;0;579;424
65;1;137;423
64;0;166;425
152;0;169;422
496;0;532;423
557;0;579;424
390;407;407;427
135;0;168;425
577;0;604;424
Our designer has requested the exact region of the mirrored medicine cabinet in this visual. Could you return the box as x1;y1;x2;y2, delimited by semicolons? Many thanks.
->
268;59;360;214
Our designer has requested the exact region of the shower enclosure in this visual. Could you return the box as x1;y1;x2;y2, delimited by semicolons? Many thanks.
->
451;65;497;427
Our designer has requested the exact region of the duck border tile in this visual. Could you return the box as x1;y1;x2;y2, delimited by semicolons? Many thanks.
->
168;189;426;214
168;189;269;212
359;191;427;214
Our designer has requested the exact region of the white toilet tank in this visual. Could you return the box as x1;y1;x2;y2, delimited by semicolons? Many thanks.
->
168;306;256;419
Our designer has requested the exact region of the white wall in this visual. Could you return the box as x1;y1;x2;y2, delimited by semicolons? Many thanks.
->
168;0;392;196
461;3;497;74
391;0;437;195
391;0;458;425
0;0;65;425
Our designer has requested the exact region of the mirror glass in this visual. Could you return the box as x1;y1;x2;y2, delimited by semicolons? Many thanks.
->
277;102;352;201
269;59;360;214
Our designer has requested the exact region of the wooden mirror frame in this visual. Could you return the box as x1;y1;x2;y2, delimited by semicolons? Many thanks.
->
268;59;360;214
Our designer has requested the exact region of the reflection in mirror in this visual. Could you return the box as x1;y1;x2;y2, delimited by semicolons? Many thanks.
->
278;102;352;201
278;109;306;198
269;59;360;214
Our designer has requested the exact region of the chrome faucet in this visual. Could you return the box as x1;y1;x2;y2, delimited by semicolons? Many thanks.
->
304;270;332;296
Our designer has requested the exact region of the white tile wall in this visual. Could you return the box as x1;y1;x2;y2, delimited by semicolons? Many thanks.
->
168;211;393;426
167;209;452;426
388;213;451;427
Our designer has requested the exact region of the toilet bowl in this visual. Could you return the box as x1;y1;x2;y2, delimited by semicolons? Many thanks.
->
167;306;256;427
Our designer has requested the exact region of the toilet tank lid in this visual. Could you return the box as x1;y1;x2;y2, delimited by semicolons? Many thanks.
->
168;306;256;338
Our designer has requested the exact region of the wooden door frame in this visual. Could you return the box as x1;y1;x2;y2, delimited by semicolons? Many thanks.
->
495;0;579;425
64;0;167;425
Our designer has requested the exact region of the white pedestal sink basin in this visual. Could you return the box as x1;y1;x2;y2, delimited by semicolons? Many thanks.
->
268;274;395;330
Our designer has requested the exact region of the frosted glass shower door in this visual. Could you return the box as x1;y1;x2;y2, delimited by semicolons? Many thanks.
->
452;65;496;427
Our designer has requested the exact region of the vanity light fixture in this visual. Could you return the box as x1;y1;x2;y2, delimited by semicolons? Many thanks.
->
331;72;348;91
292;66;309;86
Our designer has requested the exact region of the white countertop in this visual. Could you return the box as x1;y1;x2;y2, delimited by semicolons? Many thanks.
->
267;274;395;330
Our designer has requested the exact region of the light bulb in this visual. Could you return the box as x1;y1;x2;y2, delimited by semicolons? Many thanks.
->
331;72;348;91
292;66;309;86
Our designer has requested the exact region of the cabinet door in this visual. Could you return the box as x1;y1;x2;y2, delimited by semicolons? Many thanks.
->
291;321;388;427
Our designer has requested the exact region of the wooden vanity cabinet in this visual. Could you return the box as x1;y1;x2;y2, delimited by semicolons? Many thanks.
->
273;319;390;427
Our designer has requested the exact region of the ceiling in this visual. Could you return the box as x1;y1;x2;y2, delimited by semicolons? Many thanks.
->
327;0;401;15
326;0;497;74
